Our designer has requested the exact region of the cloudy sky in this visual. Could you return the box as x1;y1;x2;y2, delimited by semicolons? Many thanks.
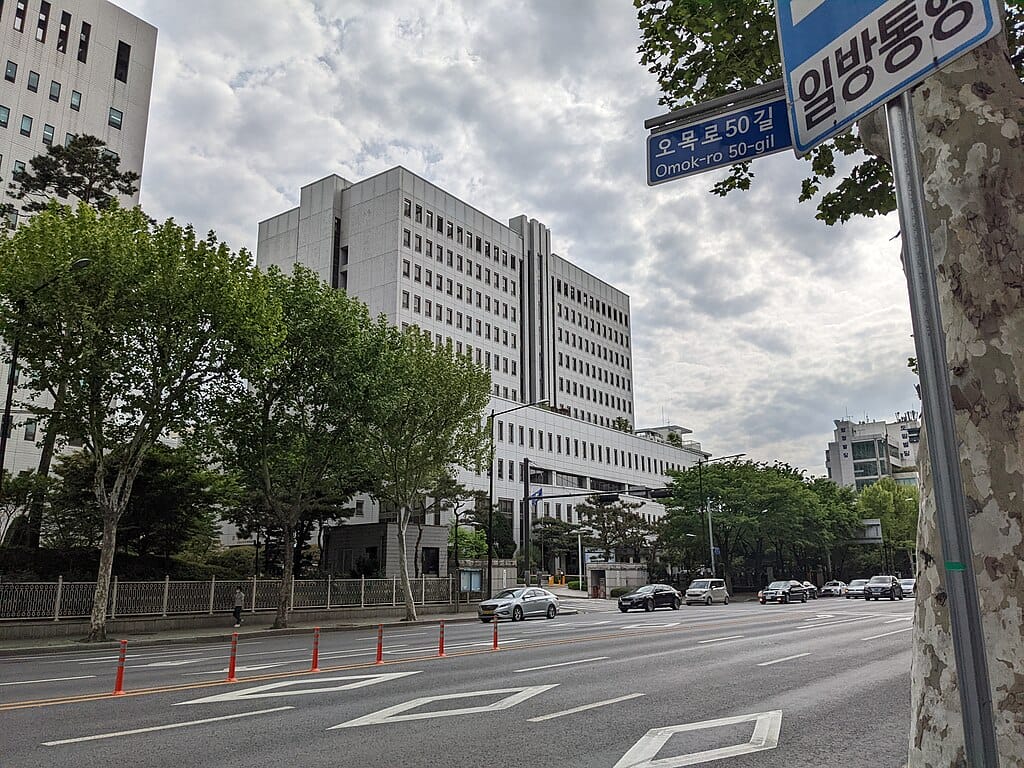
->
116;0;920;475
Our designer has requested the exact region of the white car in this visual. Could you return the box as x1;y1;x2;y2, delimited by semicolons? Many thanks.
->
684;578;730;606
846;578;869;598
899;578;917;597
820;580;847;597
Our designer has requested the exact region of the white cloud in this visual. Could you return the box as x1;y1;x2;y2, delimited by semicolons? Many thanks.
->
119;0;919;474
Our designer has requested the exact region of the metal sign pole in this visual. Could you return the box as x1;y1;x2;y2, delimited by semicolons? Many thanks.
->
885;89;999;768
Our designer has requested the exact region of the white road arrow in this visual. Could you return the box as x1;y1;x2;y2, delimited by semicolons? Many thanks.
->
178;672;421;705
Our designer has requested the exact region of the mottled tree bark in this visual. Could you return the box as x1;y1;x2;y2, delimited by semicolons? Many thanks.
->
396;511;418;622
861;22;1024;768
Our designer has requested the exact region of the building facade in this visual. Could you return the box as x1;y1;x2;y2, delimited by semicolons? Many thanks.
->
0;0;156;223
256;167;705;558
0;0;156;480
824;411;921;490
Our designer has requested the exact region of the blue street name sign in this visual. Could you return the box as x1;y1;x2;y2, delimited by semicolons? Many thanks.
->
646;97;792;186
775;0;1002;155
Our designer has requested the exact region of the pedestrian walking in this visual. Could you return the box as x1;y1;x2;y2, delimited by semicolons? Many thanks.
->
233;587;245;627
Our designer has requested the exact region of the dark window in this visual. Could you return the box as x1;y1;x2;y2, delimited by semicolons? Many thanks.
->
108;107;123;130
64;132;74;146
42;123;53;144
77;21;90;63
36;1;50;42
421;547;440;576
23;420;36;441
13;0;26;32
13;160;26;174
19;114;31;137
0;105;8;128
27;70;39;92
70;90;81;111
49;80;60;101
56;11;70;53
4;61;16;82
114;40;130;82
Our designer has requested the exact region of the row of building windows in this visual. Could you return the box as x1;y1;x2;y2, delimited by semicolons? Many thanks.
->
557;326;631;370
556;302;629;348
557;377;632;414
554;276;628;328
401;289;519;350
495;421;680;476
403;197;517;273
401;258;519;327
402;231;517;299
6;1;133;82
557;351;631;392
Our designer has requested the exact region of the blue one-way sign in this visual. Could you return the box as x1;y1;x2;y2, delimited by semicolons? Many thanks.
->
646;97;791;186
775;0;1002;155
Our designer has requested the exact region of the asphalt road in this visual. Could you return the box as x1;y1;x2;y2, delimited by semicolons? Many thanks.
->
0;596;915;768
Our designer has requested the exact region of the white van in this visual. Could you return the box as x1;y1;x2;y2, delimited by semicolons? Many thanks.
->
684;578;730;605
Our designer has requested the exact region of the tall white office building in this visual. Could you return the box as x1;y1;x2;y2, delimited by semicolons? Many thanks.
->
0;0;156;223
0;0;156;478
257;168;705;551
824;411;921;490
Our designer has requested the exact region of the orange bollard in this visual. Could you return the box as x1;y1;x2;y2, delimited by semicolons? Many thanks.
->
438;620;446;657
311;626;321;672
112;639;128;695
226;632;239;682
492;615;499;650
375;623;384;665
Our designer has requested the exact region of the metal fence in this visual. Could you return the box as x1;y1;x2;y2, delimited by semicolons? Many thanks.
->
0;575;454;621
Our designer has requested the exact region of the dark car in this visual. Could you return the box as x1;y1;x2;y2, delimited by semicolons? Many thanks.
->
864;575;904;601
802;581;819;599
759;580;808;605
617;584;682;612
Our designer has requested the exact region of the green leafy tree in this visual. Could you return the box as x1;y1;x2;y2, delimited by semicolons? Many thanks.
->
363;325;491;621
205;266;373;629
530;516;587;572
611;417;633;433
0;204;277;641
576;496;648;562
857;477;920;575
5;135;139;215
806;477;864;579
637;7;1024;761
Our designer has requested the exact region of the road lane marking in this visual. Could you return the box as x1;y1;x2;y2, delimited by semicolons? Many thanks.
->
861;627;913;641
621;623;679;630
329;685;558;728
178;671;422;704
528;692;644;722
42;707;293;745
613;710;783;767
884;616;914;624
697;636;744;644
796;617;875;630
757;653;810;667
0;675;96;687
515;657;609;672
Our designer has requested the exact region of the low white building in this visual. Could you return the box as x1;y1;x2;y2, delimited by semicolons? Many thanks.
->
825;411;920;490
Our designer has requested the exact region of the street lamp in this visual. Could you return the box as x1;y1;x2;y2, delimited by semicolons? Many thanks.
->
0;258;91;498
696;452;745;576
486;398;548;597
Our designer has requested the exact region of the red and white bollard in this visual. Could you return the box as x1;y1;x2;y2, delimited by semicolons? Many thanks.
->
112;639;128;695
375;623;384;665
226;632;239;682
310;627;321;672
438;620;446;658
492;616;499;651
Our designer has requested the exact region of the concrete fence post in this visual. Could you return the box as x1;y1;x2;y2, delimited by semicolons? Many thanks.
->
289;577;295;613
161;575;170;617
53;575;63;622
251;575;257;613
360;575;365;608
111;576;119;619
326;575;332;610
208;575;216;615
392;577;397;606
421;577;425;605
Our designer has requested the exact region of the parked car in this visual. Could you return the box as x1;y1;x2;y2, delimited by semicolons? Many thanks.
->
899;578;917;597
758;580;808;604
684;578;730;606
845;579;869;599
617;584;683;612
802;581;819;599
478;587;559;622
864;575;904;601
820;580;848;597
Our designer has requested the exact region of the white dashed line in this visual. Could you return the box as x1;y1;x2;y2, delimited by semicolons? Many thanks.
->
861;627;913;641
43;707;294;745
515;657;609;672
757;653;810;667
697;635;744;644
528;693;645;722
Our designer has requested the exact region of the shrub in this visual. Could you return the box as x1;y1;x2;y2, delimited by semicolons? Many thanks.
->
610;586;633;598
567;579;587;591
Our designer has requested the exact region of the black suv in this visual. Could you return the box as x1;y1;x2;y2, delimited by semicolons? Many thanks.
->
863;575;904;601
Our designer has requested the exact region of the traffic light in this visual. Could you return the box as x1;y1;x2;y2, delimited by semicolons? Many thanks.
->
595;493;620;503
648;488;673;499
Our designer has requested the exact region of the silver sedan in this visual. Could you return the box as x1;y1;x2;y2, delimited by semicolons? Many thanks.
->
478;587;559;622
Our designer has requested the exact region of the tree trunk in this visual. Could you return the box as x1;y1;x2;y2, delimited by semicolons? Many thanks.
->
396;511;417;621
26;383;65;549
885;29;1023;768
274;523;294;629
413;519;423;578
86;514;118;642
